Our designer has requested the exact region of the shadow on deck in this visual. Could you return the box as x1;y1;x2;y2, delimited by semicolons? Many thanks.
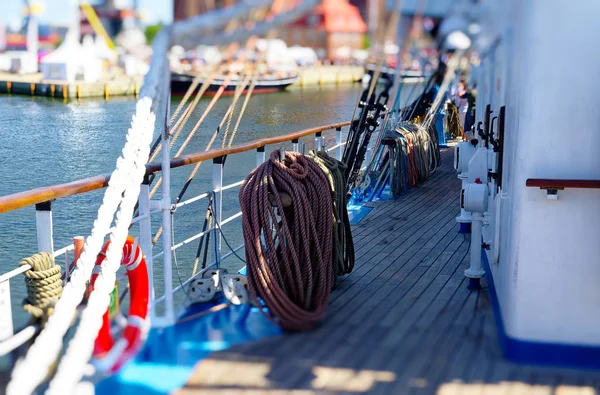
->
176;149;600;395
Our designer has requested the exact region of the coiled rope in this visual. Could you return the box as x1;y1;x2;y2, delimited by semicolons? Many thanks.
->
444;101;464;139
308;150;355;277
382;121;440;197
239;149;333;331
19;252;62;323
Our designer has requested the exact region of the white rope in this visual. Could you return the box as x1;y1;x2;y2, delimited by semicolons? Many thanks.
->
6;27;169;395
6;99;155;395
46;98;155;395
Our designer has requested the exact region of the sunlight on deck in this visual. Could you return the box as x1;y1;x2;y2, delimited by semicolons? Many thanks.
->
437;381;597;395
178;358;396;393
311;366;396;391
184;359;273;388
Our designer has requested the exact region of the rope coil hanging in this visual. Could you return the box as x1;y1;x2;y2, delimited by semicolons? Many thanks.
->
444;101;464;140
308;150;355;278
239;149;333;331
19;252;63;323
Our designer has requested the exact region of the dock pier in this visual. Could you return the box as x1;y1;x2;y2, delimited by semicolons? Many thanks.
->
0;75;143;100
0;66;365;100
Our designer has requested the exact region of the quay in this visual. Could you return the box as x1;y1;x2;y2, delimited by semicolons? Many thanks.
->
293;65;364;87
176;149;600;395
0;66;364;100
0;72;143;100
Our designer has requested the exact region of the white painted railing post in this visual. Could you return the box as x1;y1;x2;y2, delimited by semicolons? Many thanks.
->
315;131;323;151
335;127;343;161
256;146;266;167
160;79;175;325
0;279;13;341
35;201;54;254
138;177;155;320
212;157;224;268
291;138;299;152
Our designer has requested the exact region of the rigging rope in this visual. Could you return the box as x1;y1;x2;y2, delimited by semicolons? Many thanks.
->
151;31;275;247
19;252;63;323
149;72;236;200
308;150;354;277
239;149;333;331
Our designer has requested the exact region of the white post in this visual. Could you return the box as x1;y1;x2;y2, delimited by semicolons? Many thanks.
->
138;180;155;320
160;72;174;325
315;132;323;151
256;146;265;167
35;201;54;254
212;157;224;268
0;279;13;341
291;139;299;152
465;212;485;287
335;127;343;161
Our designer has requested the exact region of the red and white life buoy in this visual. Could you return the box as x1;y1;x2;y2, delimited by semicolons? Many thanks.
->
91;235;149;373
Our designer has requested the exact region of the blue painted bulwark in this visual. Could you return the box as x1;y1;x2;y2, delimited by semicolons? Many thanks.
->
96;300;281;394
347;205;373;225
458;222;472;234
481;249;600;369
467;277;481;290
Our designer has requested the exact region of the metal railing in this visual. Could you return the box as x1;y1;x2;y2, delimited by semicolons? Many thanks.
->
0;121;352;353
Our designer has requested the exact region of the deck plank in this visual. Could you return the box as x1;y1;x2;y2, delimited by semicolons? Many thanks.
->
176;148;600;395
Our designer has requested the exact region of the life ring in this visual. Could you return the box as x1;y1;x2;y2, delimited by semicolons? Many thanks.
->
91;236;149;373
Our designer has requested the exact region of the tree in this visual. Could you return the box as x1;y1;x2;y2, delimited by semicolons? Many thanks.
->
144;23;163;45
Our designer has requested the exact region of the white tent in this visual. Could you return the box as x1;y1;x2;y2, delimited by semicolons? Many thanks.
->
40;31;102;82
256;38;292;65
196;45;222;65
94;35;116;63
287;46;318;66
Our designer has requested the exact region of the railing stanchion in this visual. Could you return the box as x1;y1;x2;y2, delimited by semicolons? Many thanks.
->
291;138;299;152
138;177;155;320
213;157;224;268
315;131;322;151
335;127;343;161
256;146;265;167
160;74;175;326
35;201;54;254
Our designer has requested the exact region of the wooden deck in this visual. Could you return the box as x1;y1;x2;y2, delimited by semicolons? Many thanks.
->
176;149;600;395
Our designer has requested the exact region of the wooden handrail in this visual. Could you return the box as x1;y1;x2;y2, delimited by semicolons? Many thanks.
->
526;178;600;190
0;121;351;214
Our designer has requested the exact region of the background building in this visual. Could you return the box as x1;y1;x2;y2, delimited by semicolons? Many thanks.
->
277;0;367;61
174;0;234;21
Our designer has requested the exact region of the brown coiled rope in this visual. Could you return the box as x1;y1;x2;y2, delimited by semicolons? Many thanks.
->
239;149;333;331
445;101;464;139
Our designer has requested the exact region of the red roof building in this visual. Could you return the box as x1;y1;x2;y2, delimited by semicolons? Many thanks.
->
172;0;368;62
274;0;368;61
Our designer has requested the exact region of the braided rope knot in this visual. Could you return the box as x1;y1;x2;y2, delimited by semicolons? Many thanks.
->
19;252;63;320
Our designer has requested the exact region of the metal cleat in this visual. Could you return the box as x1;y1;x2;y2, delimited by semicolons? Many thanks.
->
185;278;217;305
221;274;250;305
202;268;229;292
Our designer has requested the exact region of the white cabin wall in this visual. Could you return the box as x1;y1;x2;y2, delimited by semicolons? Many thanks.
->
500;0;600;345
481;0;514;324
